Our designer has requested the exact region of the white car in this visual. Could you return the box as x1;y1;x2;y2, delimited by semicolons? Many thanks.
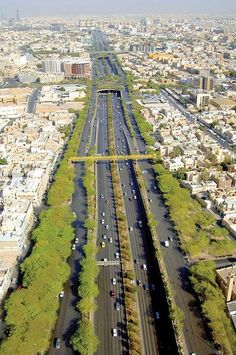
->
129;227;133;232
115;252;120;259
105;224;109;230
59;291;64;299
112;278;116;285
75;238;79;244
103;234;107;240
102;212;105;217
108;237;112;243
112;328;118;337
72;244;76;250
142;264;147;271
101;219;105;224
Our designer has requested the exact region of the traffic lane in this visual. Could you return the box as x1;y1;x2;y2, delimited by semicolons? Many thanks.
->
113;100;159;354
118;164;159;355
96;105;127;353
139;160;214;355
113;127;159;355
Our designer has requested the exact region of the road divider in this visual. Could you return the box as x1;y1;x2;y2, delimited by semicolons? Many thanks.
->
108;93;143;355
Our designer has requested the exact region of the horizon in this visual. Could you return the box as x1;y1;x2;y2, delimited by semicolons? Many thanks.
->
1;0;236;18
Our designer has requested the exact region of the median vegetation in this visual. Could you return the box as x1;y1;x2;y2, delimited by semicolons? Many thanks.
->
190;261;236;354
70;161;99;355
108;94;142;354
0;84;92;354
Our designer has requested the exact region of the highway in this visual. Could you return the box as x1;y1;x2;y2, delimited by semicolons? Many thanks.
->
118;84;216;354
94;94;128;355
49;29;215;355
98;42;216;354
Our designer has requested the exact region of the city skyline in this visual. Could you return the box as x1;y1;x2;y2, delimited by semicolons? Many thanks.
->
1;0;236;17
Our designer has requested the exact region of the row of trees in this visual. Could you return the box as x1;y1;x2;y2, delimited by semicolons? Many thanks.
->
107;95;142;354
0;84;92;354
70;161;99;354
132;101;155;147
190;261;236;354
153;163;235;259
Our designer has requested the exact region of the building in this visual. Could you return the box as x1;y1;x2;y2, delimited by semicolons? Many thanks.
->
195;93;210;110
43;59;62;73
63;60;91;79
216;265;236;302
197;76;215;91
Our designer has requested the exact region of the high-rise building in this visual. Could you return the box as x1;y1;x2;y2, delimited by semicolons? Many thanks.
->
63;60;91;79
43;59;62;73
197;76;214;91
16;8;20;22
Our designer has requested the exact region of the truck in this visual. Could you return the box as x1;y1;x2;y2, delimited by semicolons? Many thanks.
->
164;240;169;247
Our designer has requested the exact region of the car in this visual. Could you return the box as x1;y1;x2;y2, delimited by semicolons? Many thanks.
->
102;212;105;217
137;280;142;286
112;278;116;285
155;311;160;319
143;284;149;291
110;290;115;297
59;291;64;299
129;227;133;232
75;238;79;244
100;194;104;199
72;244;76;250
169;236;174;242
54;338;61;349
115;302;120;311
101;219;105;224
142;170;147;174
125;162;129;166
148;198;152;202
108;237;112;243
115;252;120;259
130;181;134;186
153;185;157;190
105;224;109;230
138;221;143;228
142;264;147;271
105;199;109;204
11;278;17;284
132;190;136;194
103;234;107;240
112;328;118;337
134;259;139;264
101;242;106;248
123;192;127;196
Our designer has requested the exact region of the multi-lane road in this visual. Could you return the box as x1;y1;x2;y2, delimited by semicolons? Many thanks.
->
49;30;216;355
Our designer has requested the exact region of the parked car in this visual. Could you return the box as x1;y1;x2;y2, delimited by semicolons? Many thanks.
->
54;338;61;349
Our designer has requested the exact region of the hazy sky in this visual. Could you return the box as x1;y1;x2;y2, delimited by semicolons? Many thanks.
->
1;0;236;17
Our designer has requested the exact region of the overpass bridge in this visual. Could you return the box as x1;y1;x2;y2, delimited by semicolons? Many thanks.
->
68;153;157;166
